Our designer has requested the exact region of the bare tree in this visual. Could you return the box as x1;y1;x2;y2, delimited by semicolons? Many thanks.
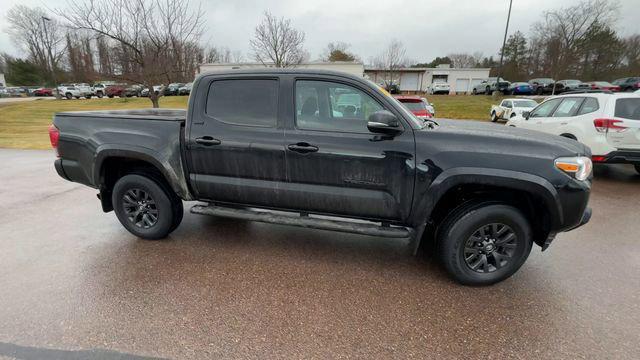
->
250;11;306;68
5;5;65;85
373;39;408;84
446;53;482;68
58;0;205;108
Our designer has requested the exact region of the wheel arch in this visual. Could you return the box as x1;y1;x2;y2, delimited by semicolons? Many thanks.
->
410;168;562;254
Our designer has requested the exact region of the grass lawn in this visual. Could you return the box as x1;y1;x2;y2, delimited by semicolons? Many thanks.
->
0;94;520;150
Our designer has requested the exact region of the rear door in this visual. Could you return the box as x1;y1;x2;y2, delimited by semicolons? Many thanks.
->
281;76;416;221
607;96;640;150
187;75;287;207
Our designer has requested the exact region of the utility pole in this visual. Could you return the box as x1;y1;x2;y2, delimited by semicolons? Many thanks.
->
494;0;513;98
41;16;60;99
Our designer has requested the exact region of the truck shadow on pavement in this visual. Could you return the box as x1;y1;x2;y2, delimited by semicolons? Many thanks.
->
0;342;166;360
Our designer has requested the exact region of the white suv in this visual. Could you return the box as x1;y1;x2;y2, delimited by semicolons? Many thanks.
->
506;93;640;174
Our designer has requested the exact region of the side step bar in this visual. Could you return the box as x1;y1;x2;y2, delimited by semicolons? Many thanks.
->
190;204;411;238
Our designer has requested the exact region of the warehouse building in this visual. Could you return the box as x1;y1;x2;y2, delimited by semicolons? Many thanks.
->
364;64;491;94
198;61;365;77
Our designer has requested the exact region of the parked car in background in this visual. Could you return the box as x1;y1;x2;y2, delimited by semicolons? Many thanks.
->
612;77;640;92
57;85;82;99
507;82;534;95
393;95;433;119
74;83;95;98
141;85;164;97
92;83;109;98
506;93;640;174
105;84;126;98
490;98;538;122
429;82;450;95
124;84;143;97
164;83;185;96
472;78;510;94
586;81;620;92
528;78;557;95
178;82;193;95
556;80;589;93
34;88;54;97
50;69;592;286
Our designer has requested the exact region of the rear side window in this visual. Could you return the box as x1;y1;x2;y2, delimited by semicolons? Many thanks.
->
206;79;278;127
615;98;640;120
553;97;583;117
577;97;599;115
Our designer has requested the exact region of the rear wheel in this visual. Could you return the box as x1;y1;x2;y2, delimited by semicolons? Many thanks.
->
112;174;182;239
96;91;104;98
65;92;72;100
485;86;491;94
437;203;533;286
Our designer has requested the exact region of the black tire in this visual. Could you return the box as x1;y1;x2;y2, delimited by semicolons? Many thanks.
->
112;174;180;239
485;86;491;95
472;88;477;95
491;111;498;122
536;87;543;95
635;165;640;175
436;203;533;286
510;112;517;118
96;92;104;98
65;92;72;100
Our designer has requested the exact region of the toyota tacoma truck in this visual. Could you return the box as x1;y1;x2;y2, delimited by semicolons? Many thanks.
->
50;69;592;285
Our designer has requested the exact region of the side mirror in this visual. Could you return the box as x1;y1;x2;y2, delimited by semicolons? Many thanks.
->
522;111;530;120
367;110;402;135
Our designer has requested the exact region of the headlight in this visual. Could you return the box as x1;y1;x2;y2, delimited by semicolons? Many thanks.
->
555;156;592;181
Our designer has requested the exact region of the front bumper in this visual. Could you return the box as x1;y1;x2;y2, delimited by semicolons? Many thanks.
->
542;207;591;251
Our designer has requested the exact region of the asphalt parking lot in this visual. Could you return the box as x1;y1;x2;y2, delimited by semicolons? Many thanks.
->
0;149;639;359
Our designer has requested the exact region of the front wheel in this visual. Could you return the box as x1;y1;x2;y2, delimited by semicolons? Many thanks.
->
437;203;533;286
491;112;498;122
112;174;182;239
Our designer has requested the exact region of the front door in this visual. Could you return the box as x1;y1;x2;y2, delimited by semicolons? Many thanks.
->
187;76;287;208
282;78;415;221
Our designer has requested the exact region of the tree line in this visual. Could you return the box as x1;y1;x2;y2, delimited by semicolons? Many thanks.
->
1;0;637;107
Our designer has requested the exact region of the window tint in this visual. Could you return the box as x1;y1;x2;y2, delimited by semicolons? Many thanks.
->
295;80;384;132
206;79;278;127
530;98;562;118
553;97;583;117
577;97;599;115
615;98;640;120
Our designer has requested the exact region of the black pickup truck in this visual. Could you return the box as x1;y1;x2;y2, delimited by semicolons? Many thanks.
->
50;69;592;285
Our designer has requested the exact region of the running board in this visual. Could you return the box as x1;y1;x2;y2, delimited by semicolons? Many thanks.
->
190;204;411;238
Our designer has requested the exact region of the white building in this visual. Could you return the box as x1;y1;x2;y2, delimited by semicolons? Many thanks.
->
364;64;491;94
0;73;6;87
198;61;365;77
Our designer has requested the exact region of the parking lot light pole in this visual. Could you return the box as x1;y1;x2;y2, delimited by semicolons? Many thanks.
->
41;16;60;99
494;0;513;98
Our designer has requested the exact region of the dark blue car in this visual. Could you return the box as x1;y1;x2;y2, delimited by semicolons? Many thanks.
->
507;82;533;95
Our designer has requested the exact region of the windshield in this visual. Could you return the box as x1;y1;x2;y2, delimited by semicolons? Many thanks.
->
400;100;427;111
513;100;538;107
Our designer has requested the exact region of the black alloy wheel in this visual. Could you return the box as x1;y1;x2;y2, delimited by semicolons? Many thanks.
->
122;188;159;229
463;223;517;273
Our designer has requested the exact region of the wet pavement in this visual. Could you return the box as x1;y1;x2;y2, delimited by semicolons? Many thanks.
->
0;149;639;359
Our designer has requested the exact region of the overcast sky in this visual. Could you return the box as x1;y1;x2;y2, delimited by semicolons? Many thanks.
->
1;0;639;63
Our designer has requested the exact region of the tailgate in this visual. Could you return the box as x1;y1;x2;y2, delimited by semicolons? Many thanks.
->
606;97;640;150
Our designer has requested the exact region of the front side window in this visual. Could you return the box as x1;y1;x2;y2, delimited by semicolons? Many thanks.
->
530;98;562;118
206;79;278;127
553;97;584;117
295;80;384;132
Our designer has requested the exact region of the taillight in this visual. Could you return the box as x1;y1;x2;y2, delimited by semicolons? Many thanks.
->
593;118;627;133
48;124;60;157
592;155;607;162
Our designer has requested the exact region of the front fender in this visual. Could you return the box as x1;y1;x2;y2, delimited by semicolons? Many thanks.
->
410;167;563;230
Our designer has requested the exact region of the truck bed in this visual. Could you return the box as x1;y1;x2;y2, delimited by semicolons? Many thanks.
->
53;108;191;200
55;109;186;121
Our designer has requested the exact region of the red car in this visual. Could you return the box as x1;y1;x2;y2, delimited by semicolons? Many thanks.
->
586;81;620;92
393;95;433;118
33;88;53;97
105;84;126;98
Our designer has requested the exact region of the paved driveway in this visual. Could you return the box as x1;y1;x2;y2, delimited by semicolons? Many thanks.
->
0;149;638;359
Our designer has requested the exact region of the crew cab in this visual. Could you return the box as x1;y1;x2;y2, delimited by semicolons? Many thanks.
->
490;98;538;122
507;93;640;174
50;69;592;285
